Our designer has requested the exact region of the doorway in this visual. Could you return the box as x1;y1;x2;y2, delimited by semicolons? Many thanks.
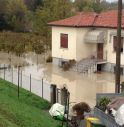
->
97;43;103;59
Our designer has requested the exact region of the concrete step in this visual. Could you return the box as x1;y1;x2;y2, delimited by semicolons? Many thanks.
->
71;58;97;73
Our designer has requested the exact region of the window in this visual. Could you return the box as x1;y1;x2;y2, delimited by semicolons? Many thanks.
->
60;34;68;48
113;36;123;52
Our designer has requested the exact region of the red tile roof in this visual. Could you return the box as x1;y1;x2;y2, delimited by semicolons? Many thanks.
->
48;10;124;28
94;10;124;28
48;12;97;27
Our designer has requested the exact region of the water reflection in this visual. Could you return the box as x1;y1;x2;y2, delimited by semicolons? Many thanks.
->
44;64;116;107
0;52;121;107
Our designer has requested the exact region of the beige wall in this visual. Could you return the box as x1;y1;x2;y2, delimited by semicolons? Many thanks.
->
52;26;77;60
52;26;97;61
76;28;96;61
52;26;124;64
107;29;124;65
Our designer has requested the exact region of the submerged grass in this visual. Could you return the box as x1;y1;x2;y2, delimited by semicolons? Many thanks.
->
0;79;59;127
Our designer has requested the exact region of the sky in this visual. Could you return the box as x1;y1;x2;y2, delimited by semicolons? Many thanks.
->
106;0;117;2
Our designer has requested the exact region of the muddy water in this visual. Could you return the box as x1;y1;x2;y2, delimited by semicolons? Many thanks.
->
44;64;116;107
0;52;123;107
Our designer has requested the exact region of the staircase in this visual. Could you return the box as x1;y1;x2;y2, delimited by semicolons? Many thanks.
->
71;58;98;73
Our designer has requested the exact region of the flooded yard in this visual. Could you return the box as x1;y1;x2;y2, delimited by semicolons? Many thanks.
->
44;64;116;107
0;52;122;107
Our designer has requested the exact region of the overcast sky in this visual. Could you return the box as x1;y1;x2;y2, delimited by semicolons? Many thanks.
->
106;0;117;2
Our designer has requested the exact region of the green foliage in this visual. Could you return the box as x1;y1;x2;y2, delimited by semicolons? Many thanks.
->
0;0;10;30
97;97;111;111
0;32;46;55
32;0;73;46
74;0;107;13
32;41;45;54
0;0;120;48
0;0;8;13
6;0;30;32
0;79;58;127
24;0;43;11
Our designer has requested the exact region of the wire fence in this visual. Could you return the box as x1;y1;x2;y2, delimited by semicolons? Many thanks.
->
0;65;51;102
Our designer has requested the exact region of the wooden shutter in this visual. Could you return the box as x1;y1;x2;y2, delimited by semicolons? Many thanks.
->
113;36;123;52
113;36;117;51
60;34;68;48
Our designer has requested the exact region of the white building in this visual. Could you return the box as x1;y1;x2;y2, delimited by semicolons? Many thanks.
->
48;10;124;74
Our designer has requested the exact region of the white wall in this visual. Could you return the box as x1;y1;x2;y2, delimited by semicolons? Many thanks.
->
52;26;77;60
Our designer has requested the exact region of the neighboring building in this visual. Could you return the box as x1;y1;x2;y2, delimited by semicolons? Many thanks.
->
48;10;124;74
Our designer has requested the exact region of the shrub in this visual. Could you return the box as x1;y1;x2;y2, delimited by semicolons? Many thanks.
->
46;55;52;63
62;59;76;71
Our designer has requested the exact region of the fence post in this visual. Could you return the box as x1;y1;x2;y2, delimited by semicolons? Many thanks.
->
30;74;31;92
66;91;70;127
42;78;43;98
4;64;5;80
18;66;20;98
50;84;57;104
56;88;61;103
0;64;1;75
21;71;22;87
56;88;59;103
12;67;13;83
61;87;68;105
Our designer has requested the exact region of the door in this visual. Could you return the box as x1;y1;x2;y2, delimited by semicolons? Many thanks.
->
97;43;103;59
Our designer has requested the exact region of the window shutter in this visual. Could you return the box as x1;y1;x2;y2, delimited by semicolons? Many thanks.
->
61;34;68;48
113;36;117;51
113;36;123;52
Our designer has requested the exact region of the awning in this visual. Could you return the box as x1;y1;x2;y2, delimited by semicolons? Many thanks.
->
84;30;106;43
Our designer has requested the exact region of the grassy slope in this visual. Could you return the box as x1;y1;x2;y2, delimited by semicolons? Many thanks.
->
0;79;59;127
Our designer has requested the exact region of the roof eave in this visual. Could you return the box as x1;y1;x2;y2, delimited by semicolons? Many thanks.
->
48;24;124;29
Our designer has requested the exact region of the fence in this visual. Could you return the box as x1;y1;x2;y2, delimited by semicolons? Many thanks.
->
0;65;51;102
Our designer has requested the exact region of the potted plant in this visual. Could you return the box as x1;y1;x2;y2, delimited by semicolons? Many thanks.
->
96;97;111;112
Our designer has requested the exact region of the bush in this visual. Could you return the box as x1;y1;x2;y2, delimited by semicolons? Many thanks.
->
46;55;52;63
69;59;76;65
62;59;76;71
62;62;70;71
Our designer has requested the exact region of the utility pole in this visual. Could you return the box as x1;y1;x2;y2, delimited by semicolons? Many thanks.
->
115;0;122;93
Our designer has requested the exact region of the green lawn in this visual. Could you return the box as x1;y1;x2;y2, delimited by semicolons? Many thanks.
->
0;79;59;127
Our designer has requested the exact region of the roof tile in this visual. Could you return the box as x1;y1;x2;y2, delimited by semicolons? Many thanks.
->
48;12;97;27
48;10;124;28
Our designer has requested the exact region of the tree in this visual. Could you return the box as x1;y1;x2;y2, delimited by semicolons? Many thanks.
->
6;0;30;32
0;0;10;30
24;0;43;11
0;0;8;14
33;0;73;47
74;0;107;13
92;0;105;13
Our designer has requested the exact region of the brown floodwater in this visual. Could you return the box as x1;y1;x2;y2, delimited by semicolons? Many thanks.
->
0;52;123;107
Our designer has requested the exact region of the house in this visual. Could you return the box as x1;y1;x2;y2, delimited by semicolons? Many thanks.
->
48;10;124;74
